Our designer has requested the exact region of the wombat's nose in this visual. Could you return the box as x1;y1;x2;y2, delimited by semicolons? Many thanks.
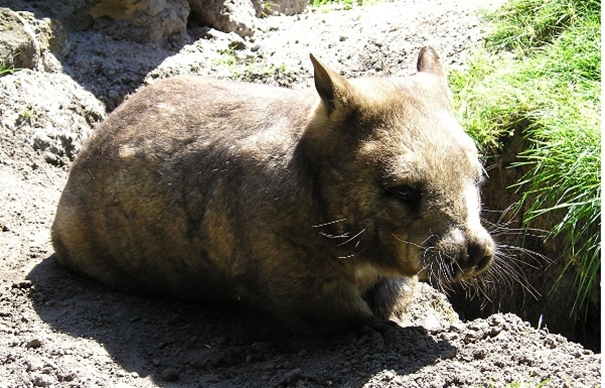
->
465;234;495;275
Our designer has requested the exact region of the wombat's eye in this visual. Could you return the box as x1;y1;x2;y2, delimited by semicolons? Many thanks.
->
387;185;422;213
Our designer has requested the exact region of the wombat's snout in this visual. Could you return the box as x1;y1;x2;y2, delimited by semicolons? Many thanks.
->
457;231;495;279
424;227;495;282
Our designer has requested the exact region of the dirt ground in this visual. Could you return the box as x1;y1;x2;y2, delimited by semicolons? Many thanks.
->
0;0;601;387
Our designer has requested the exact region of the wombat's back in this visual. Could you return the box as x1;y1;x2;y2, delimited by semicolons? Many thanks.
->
52;76;318;299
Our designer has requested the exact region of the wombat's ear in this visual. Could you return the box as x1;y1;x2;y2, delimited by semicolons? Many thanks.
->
310;54;351;116
416;46;446;80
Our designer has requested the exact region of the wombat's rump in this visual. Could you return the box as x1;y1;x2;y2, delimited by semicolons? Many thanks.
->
52;47;495;331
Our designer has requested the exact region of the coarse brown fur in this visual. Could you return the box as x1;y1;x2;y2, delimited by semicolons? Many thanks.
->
51;47;495;332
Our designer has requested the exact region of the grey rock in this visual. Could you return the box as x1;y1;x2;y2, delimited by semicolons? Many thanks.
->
90;0;190;43
189;0;263;37
264;0;308;16
1;0;96;31
0;8;68;72
0;70;106;166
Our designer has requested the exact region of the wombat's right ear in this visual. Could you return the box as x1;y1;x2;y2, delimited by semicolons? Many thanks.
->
310;54;351;116
416;46;446;80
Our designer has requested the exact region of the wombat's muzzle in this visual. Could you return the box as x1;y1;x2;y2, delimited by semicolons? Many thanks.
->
421;227;495;282
455;232;495;279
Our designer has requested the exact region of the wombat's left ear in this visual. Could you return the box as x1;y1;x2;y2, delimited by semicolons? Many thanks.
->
416;46;446;80
310;54;352;116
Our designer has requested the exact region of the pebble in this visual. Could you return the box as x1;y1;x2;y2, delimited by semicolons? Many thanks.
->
13;280;32;289
31;373;53;387
279;368;302;385
251;341;273;353
26;339;41;349
43;151;60;166
162;368;179;382
262;362;275;370
25;356;44;371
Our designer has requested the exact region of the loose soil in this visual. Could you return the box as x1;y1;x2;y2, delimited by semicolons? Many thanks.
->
0;0;601;387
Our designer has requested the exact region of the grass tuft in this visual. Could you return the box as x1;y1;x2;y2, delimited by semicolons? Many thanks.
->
484;0;599;53
0;59;17;77
450;0;601;314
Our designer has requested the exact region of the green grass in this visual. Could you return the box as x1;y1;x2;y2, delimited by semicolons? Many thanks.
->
234;63;288;82
0;59;16;77
450;0;601;313
211;46;288;83
0;51;22;77
484;0;598;53
16;106;38;127
484;380;551;388
310;0;382;10
213;47;239;67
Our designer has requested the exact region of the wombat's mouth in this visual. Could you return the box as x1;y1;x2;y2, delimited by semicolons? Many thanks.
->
416;240;494;284
453;254;493;280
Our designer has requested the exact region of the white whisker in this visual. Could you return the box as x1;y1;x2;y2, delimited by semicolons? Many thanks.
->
338;228;366;247
319;231;349;239
312;218;347;228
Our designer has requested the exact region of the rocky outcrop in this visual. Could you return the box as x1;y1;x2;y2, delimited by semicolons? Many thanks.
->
189;0;263;37
2;0;97;32
88;0;309;41
0;8;68;73
90;0;190;43
2;0;309;44
264;0;309;16
187;0;309;37
0;69;106;167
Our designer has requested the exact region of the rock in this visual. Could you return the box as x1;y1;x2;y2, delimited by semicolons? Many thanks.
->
396;282;461;330
0;8;36;70
189;0;264;37
189;0;309;37
25;355;44;371
264;0;308;16
0;8;68;73
2;0;307;45
43;151;61;166
161;368;179;382
0;70;106;166
279;368;302;385
25;339;41;348
14;280;32;289
251;341;273;353
1;0;96;31
90;0;190;43
31;373;54;387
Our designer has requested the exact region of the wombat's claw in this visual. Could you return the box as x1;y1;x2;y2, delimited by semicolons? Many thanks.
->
363;319;400;335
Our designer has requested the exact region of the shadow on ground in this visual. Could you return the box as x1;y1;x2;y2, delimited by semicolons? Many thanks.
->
27;255;456;387
2;0;203;111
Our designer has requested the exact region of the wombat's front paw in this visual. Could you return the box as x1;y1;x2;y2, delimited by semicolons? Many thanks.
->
360;319;401;335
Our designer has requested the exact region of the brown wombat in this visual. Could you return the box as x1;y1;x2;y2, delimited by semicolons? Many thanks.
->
51;46;495;332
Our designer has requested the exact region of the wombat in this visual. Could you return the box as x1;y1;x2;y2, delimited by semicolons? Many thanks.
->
51;46;495;332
